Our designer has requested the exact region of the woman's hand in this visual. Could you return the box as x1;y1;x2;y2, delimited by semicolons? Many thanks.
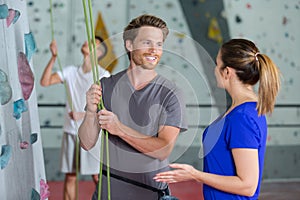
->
154;163;197;183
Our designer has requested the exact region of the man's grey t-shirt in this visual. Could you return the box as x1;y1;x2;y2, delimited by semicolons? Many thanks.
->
97;69;187;199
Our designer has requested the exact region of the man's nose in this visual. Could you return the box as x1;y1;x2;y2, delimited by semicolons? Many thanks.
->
148;44;157;53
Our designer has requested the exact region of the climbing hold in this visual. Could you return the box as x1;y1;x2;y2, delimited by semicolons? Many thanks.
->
40;179;50;200
208;17;223;44
235;15;242;23
20;141;29;149
31;188;40;200
30;133;38;144
25;32;37;61
13;98;28;119
13;9;20;24
17;52;34;100
0;145;12;169
0;4;8;19
0;69;12;105
6;9;15;27
6;9;20;27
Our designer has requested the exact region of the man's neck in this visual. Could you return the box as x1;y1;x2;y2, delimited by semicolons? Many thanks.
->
126;66;157;90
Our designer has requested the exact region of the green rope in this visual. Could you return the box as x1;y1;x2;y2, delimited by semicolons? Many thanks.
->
49;1;79;199
105;128;111;199
98;131;105;199
81;0;111;199
75;134;80;200
48;1;73;115
81;0;96;83
49;0;54;41
87;0;100;85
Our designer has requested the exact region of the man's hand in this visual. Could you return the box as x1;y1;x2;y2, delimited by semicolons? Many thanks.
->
86;84;102;114
98;109;123;136
50;40;57;57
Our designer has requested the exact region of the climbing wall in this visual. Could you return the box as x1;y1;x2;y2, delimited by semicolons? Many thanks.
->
0;0;48;199
26;0;300;181
223;0;300;180
178;0;300;179
28;0;223;179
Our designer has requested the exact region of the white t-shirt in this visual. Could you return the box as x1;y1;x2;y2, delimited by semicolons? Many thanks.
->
57;65;110;135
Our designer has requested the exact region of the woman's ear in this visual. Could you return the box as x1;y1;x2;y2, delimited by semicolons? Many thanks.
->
224;66;232;79
225;66;237;80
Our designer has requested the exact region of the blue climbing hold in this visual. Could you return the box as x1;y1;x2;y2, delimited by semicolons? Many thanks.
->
30;133;38;144
0;145;12;170
25;32;37;62
0;4;8;19
13;99;28;119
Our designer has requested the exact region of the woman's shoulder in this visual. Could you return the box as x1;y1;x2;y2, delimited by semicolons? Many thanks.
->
227;102;266;124
232;102;257;114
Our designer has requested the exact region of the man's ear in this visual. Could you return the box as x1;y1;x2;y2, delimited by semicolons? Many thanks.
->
125;40;133;51
226;66;230;74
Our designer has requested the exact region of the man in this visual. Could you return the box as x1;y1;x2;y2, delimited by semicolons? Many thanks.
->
40;37;110;200
78;14;187;200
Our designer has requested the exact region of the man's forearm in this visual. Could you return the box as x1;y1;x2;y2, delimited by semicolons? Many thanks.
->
117;125;179;161
78;111;100;150
40;56;56;86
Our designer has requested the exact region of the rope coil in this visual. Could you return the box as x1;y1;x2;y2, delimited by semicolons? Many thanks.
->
49;1;111;199
81;0;111;199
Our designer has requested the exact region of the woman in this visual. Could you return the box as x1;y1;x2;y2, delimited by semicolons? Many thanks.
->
154;38;281;199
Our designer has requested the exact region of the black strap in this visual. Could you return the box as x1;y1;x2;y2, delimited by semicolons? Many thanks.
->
101;169;168;196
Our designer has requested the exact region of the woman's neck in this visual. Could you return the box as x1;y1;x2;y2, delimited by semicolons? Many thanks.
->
225;85;257;116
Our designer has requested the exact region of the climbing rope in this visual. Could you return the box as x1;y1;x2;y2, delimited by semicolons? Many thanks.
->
49;0;80;199
81;0;111;199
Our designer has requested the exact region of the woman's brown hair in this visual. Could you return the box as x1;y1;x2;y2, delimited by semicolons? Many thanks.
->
220;39;281;115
